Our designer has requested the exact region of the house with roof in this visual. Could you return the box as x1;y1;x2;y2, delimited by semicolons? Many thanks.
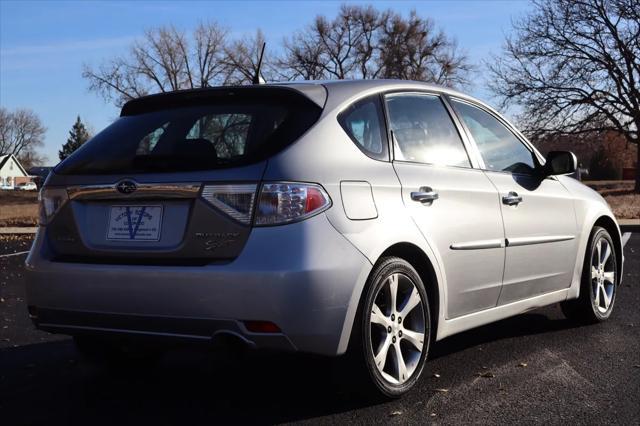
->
0;154;32;189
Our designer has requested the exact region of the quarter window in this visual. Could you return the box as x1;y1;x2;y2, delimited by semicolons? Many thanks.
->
451;99;537;174
385;94;470;167
338;95;388;161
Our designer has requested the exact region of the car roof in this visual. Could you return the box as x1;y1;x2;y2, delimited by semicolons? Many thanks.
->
121;79;489;116
273;79;484;110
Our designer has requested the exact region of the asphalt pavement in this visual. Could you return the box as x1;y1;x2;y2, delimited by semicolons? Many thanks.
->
0;233;638;425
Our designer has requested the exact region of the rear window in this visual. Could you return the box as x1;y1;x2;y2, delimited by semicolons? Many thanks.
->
56;90;321;174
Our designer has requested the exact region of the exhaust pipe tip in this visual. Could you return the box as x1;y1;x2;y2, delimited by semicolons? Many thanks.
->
211;330;256;350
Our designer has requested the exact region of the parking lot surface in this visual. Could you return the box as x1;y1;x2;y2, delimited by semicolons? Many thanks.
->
1;234;638;425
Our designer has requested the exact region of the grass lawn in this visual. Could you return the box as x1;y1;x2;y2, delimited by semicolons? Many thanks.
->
0;180;637;227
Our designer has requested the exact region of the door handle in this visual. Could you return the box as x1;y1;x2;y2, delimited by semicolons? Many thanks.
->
411;187;439;204
502;191;523;206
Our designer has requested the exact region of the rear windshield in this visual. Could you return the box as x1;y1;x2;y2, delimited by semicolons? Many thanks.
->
56;91;321;174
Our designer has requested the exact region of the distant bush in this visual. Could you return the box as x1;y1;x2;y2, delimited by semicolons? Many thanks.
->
589;146;619;180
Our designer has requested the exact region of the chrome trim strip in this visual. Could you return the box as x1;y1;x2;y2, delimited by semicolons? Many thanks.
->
450;239;505;250
506;235;575;247
67;182;202;200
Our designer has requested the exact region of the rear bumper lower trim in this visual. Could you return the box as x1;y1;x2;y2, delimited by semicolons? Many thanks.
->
34;308;297;351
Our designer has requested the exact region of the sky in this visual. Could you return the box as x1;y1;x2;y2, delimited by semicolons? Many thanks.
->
0;0;532;165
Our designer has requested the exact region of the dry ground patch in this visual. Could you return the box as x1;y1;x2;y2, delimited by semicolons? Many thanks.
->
0;191;38;227
603;193;639;220
585;180;638;219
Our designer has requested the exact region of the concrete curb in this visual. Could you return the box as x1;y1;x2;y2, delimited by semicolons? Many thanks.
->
0;227;37;235
619;219;640;233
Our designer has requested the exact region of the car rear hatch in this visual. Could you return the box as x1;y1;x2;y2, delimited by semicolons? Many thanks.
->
42;86;324;265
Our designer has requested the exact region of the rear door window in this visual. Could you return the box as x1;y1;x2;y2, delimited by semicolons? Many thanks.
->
385;94;470;167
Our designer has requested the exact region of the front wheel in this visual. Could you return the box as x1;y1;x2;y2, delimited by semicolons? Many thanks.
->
561;226;618;323
350;257;431;398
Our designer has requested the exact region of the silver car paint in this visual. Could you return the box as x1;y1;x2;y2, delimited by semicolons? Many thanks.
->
265;80;621;345
26;213;373;355
26;79;622;356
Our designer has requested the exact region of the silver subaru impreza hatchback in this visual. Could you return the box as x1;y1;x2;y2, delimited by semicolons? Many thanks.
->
26;80;623;397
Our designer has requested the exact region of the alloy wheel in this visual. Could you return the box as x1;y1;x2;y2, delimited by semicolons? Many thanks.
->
591;237;616;314
369;273;426;385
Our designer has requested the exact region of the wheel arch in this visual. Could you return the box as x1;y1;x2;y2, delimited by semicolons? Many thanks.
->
377;242;441;340
337;240;444;355
593;215;623;283
569;212;624;301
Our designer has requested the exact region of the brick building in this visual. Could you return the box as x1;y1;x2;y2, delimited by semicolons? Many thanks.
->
532;131;638;180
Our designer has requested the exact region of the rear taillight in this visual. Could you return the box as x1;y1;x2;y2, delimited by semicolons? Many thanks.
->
38;187;69;225
200;181;331;226
254;182;331;226
201;184;257;225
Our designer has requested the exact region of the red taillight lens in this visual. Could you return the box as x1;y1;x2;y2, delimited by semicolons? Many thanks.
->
243;320;281;333
305;187;326;212
254;182;331;226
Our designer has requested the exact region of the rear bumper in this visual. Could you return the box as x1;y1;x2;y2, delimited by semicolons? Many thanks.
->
25;214;372;356
31;308;298;351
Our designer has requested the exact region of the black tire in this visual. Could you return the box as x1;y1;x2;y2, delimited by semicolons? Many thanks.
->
346;256;431;398
74;335;163;367
561;226;618;323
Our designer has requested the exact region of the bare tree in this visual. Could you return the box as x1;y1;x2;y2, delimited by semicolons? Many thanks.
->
488;0;640;192
223;30;277;84
279;30;327;80
83;22;229;108
281;4;380;80
280;5;470;84
378;10;471;86
0;107;46;166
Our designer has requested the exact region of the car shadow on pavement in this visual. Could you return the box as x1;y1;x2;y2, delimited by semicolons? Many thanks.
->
430;310;583;360
0;308;584;425
0;339;380;425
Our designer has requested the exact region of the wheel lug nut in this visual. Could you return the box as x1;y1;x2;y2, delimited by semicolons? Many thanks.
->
398;316;402;324
391;314;395;321
392;336;396;343
387;326;392;333
399;330;403;337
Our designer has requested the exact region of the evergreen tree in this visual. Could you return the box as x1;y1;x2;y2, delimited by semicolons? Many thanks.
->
59;116;90;161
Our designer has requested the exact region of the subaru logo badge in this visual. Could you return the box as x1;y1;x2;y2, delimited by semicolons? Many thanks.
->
116;180;137;195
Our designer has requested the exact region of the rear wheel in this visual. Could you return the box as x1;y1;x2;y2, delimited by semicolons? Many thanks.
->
349;257;431;398
561;226;618;323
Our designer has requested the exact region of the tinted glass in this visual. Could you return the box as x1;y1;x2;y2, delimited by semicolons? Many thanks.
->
338;95;388;160
385;94;470;167
452;100;536;174
56;96;321;174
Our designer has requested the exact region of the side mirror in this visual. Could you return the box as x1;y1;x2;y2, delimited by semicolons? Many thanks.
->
544;151;577;176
